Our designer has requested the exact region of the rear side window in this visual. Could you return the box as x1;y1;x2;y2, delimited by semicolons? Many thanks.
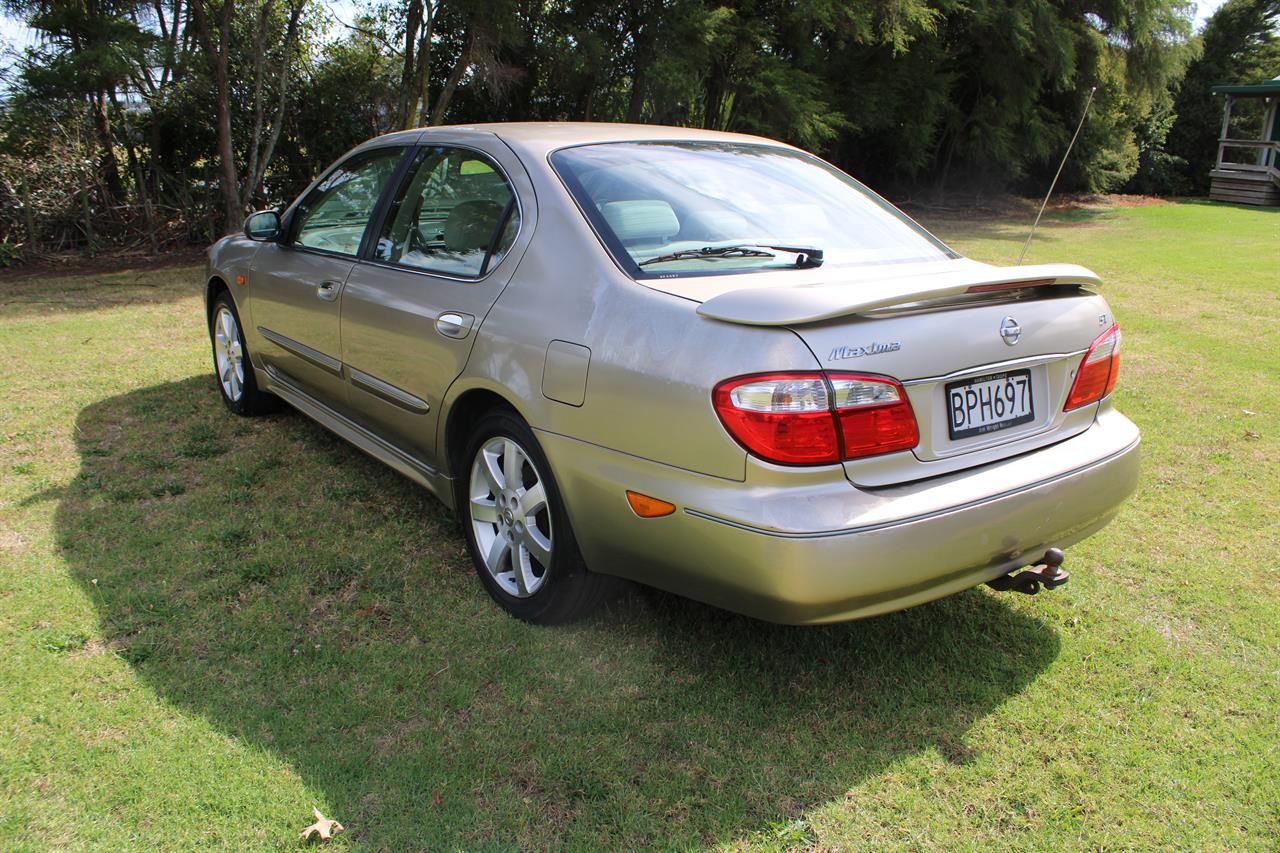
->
375;147;519;278
292;147;406;257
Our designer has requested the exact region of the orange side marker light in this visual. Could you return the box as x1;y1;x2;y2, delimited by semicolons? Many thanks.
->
626;491;676;518
235;274;247;286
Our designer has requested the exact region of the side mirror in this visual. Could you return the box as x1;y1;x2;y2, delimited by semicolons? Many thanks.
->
244;210;281;241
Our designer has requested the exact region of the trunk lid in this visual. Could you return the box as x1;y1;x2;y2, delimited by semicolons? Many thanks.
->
681;259;1113;486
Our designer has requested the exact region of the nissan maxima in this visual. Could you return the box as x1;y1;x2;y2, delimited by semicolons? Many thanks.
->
204;123;1140;624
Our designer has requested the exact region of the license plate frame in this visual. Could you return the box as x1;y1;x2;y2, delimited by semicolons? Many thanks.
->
945;369;1035;440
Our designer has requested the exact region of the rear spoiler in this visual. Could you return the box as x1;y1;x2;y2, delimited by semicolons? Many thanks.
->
695;262;1102;326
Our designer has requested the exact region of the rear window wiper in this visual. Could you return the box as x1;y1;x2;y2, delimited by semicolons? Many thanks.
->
637;244;823;269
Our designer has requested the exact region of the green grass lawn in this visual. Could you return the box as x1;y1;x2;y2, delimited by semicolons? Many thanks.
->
1;199;1276;850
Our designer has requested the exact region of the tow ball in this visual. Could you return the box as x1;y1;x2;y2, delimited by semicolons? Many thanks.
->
987;548;1069;596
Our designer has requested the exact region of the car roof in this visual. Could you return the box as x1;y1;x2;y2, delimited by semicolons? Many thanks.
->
359;122;797;159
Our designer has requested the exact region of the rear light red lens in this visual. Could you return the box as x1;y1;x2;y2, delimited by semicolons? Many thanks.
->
712;374;840;464
1064;323;1122;411
828;373;919;458
835;404;919;457
713;372;919;465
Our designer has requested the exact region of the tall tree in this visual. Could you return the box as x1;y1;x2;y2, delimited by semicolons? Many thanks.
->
3;0;155;203
188;0;242;230
244;0;308;205
186;0;313;229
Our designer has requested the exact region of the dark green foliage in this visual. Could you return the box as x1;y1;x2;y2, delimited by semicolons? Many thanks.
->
0;0;1229;254
1129;95;1189;194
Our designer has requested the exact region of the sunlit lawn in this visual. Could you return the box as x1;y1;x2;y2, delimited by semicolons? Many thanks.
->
0;199;1276;849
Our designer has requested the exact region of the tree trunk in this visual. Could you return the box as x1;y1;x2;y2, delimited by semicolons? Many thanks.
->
244;0;276;209
626;25;648;123
627;66;646;123
90;90;126;203
132;151;160;253
216;120;240;230
410;4;438;127
932;86;981;198
246;0;304;205
429;25;473;126
191;0;244;233
78;174;97;249
151;0;181;90
704;69;725;131
109;91;160;252
399;0;425;128
19;177;38;252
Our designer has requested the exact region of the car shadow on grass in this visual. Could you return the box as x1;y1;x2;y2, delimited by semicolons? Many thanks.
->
57;376;1061;849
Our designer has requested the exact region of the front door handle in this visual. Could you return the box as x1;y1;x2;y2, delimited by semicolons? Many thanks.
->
316;280;341;301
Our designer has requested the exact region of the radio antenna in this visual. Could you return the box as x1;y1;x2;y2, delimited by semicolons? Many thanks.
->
1018;85;1097;265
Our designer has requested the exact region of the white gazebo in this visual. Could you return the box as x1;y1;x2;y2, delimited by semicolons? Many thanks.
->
1210;76;1280;206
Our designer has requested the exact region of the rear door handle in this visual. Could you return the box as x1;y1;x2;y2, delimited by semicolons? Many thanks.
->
316;280;341;301
436;312;474;339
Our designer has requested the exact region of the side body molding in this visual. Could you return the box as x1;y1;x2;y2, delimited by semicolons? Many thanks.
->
257;326;343;375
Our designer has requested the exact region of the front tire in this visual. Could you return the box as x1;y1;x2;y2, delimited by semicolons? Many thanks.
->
458;410;615;624
209;290;276;416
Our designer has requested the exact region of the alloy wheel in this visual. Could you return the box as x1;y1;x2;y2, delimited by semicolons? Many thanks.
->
468;436;554;598
213;306;245;402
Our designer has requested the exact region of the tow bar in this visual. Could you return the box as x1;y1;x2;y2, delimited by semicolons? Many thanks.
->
987;548;1069;596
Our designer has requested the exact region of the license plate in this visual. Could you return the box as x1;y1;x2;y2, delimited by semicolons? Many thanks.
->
946;369;1034;440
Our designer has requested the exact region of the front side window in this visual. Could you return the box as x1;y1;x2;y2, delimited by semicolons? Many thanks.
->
375;146;519;278
551;142;955;277
293;147;406;257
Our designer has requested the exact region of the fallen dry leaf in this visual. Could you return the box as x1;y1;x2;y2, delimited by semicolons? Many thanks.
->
354;603;388;619
299;807;344;842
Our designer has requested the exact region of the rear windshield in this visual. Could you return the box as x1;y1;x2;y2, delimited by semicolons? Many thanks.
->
550;141;955;278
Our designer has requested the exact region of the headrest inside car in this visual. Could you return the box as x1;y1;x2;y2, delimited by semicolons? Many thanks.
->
601;200;679;245
681;209;752;241
444;200;505;251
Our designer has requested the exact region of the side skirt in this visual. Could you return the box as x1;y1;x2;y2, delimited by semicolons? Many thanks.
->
262;365;456;511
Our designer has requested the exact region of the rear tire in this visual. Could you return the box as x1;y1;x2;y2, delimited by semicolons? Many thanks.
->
209;290;277;416
458;409;615;624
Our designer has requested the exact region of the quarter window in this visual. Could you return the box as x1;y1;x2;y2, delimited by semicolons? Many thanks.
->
375;147;519;278
293;147;406;257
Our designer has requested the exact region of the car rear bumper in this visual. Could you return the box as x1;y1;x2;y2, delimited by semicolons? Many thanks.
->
537;404;1140;624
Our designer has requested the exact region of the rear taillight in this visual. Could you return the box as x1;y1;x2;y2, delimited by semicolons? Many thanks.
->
712;374;839;465
1064;323;1121;411
713;372;918;465
829;375;920;458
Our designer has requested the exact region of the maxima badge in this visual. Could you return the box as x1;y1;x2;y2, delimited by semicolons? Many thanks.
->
829;341;902;361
